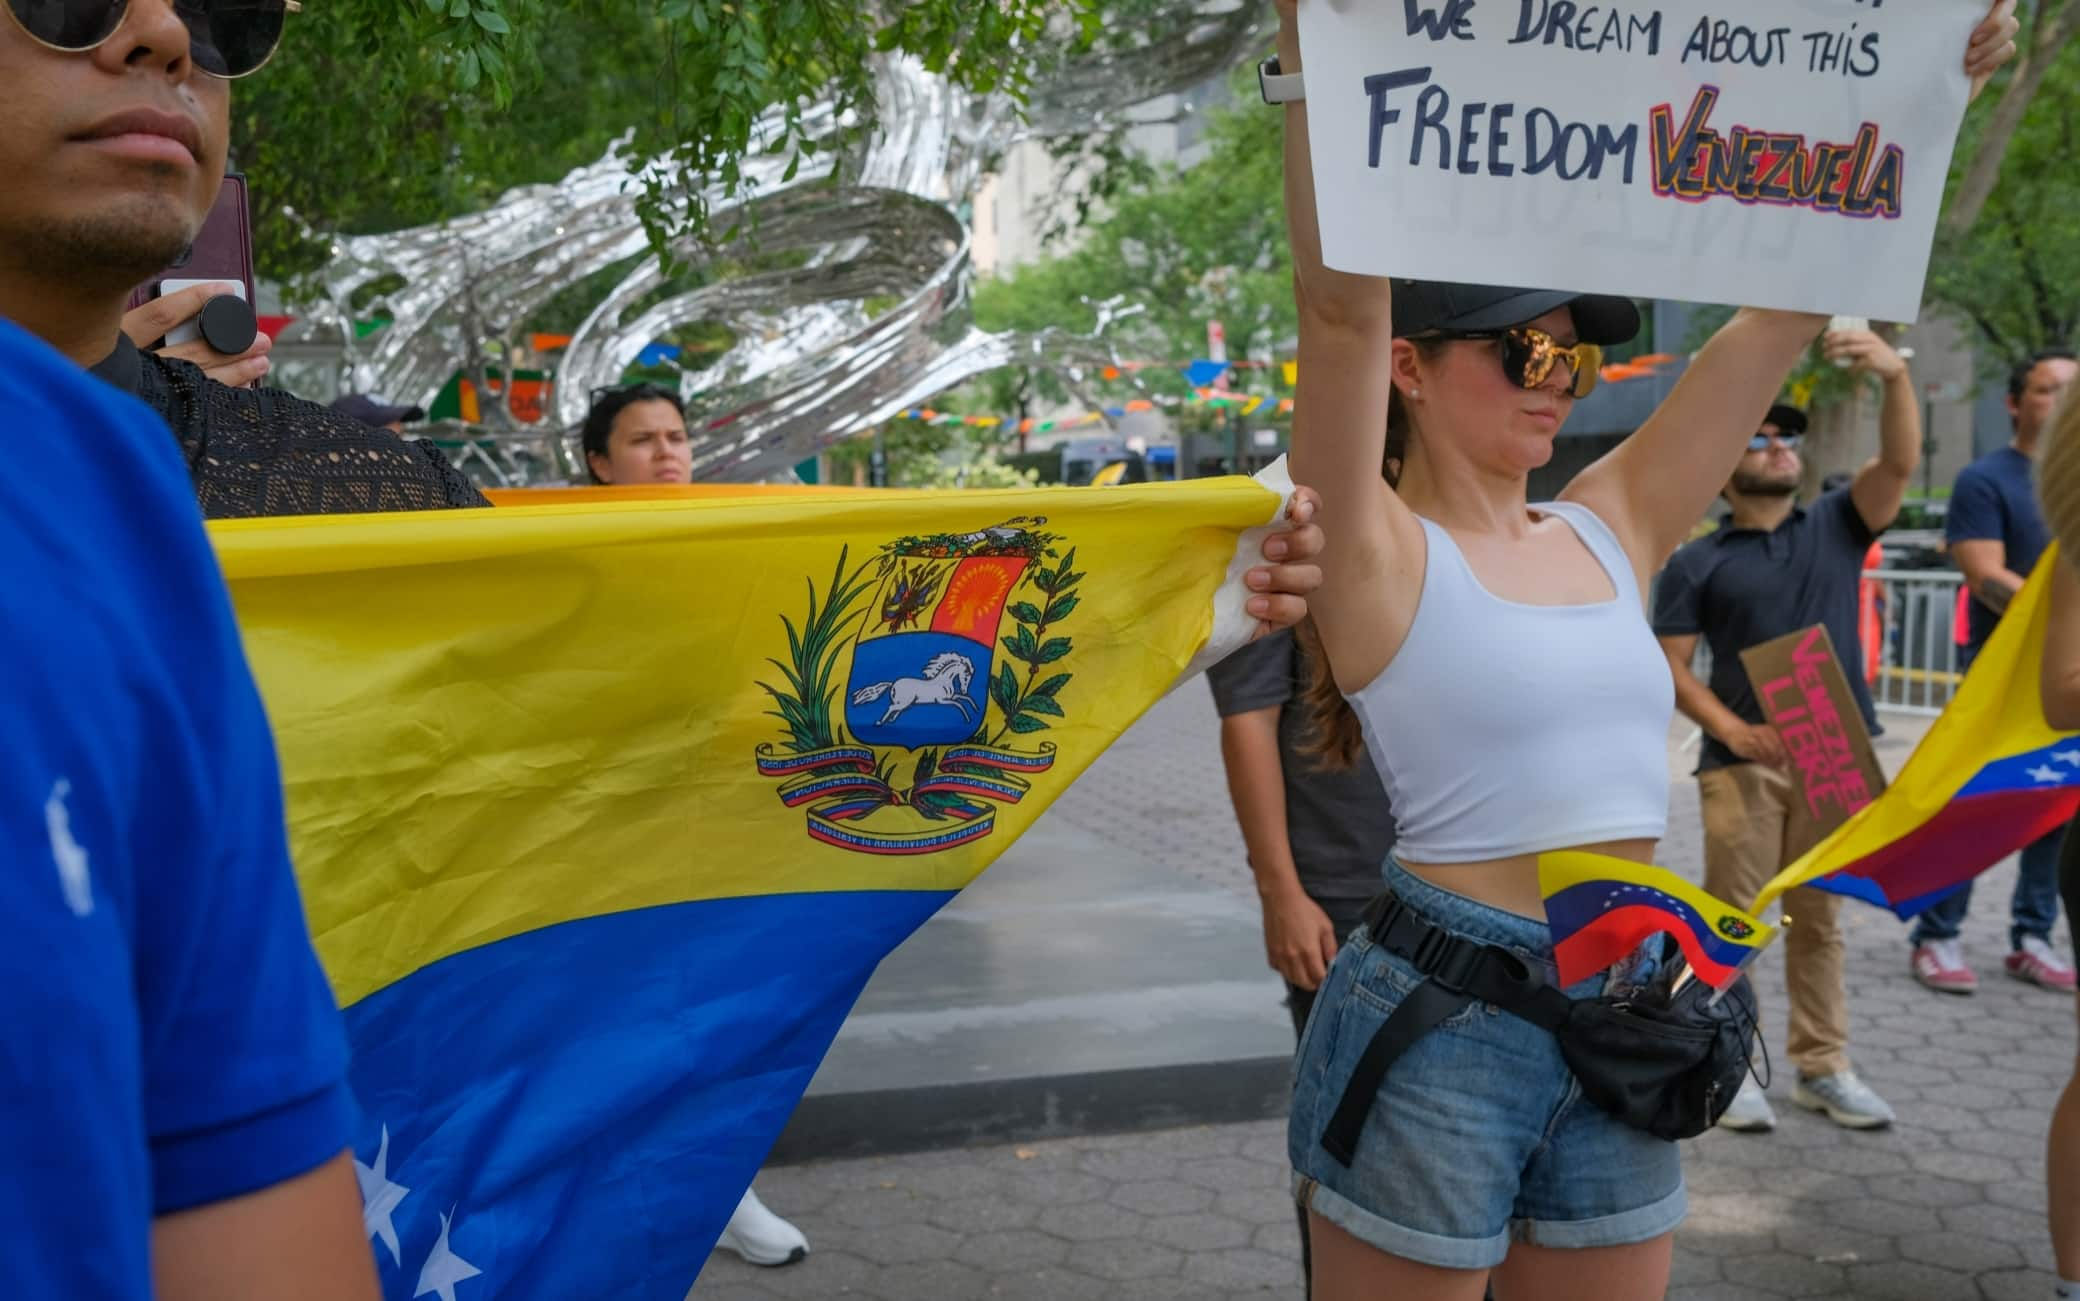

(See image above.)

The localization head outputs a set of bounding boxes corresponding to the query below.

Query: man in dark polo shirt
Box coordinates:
[1654,328,1920,1135]
[1209,625,1395,1281]
[1908,347,2079,995]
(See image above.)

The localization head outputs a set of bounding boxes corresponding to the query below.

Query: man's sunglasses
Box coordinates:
[7,0,299,78]
[1432,326,1605,400]
[1749,433,1805,452]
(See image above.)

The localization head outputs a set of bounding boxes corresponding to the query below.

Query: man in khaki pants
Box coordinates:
[1652,328,1921,1133]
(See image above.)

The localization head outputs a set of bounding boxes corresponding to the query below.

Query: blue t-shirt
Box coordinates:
[1948,446,2048,652]
[0,320,352,1299]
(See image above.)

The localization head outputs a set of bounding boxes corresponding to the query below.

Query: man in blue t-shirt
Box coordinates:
[1910,348,2079,995]
[0,319,375,1300]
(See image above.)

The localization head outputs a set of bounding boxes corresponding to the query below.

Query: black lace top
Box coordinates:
[89,337,491,521]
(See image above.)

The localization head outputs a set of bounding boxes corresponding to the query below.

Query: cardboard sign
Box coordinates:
[1740,624,1887,847]
[1294,0,1982,321]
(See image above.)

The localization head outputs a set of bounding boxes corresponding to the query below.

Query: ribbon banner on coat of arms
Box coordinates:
[756,516,1075,854]
[210,471,1288,1301]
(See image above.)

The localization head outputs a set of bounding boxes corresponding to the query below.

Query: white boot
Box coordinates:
[717,1187,808,1267]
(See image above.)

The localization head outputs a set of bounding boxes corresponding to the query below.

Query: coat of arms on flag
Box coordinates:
[754,518,1079,854]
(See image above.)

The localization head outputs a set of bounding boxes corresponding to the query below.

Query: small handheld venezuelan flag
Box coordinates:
[1538,851,1776,992]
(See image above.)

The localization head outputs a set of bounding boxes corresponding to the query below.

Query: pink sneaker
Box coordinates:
[2004,937,2078,991]
[1912,940,1978,994]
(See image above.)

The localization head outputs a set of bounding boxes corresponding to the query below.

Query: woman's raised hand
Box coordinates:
[1966,0,2020,102]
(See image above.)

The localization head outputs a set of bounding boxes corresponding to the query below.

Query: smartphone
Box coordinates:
[128,172,258,350]
[1827,314,1868,367]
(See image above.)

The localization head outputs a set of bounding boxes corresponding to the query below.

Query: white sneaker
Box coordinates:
[717,1188,809,1267]
[1911,938,1978,993]
[1716,1076,1777,1133]
[2005,936,2079,991]
[1793,1070,1896,1130]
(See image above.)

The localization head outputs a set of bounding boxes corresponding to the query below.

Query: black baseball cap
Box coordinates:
[1392,280,1641,347]
[331,394,426,427]
[1763,403,1809,436]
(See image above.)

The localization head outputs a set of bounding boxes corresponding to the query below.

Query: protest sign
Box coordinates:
[1740,624,1888,849]
[1294,0,1983,320]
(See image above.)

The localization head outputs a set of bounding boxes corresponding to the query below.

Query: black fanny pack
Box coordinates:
[1320,892,1762,1166]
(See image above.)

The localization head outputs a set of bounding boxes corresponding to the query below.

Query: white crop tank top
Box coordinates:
[1347,500,1673,863]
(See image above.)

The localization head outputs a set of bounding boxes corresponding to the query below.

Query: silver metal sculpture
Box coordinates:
[309,1,1268,484]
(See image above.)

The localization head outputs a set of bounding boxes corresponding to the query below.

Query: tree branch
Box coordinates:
[1942,0,2080,238]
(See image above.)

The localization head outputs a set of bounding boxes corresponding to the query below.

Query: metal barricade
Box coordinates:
[1866,568,1966,716]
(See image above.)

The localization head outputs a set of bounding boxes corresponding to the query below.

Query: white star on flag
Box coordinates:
[2029,764,2064,784]
[416,1210,481,1301]
[355,1126,411,1267]
[2055,749,2080,767]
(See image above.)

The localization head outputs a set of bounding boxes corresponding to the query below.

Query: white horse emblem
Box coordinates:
[851,652,979,726]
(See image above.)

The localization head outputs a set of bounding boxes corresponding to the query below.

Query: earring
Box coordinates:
[1409,388,1421,400]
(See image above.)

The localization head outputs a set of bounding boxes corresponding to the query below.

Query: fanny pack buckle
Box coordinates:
[1429,940,1486,993]
[1409,925,1453,976]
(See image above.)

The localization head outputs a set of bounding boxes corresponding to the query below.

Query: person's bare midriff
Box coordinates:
[1400,838,1661,921]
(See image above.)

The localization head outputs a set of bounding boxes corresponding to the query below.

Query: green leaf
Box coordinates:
[1030,673,1072,699]
[1021,694,1064,718]
[1034,637,1072,665]
[1044,593,1080,623]
[993,662,1020,712]
[458,46,482,89]
[1054,570,1083,593]
[472,7,511,33]
[1007,713,1051,734]
[1009,601,1045,626]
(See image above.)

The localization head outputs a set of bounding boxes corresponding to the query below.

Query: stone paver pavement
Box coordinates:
[693,691,2078,1300]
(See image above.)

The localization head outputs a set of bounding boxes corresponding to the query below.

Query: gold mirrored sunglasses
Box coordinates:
[1438,326,1605,400]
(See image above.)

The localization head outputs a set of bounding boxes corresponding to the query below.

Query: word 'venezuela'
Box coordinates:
[1356,8,1909,221]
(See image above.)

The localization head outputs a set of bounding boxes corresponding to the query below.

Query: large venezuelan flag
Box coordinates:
[1756,546,2080,916]
[210,475,1286,1300]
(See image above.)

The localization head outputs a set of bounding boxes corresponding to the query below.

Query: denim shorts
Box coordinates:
[1288,858,1686,1270]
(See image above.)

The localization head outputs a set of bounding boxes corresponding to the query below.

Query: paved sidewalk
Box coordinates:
[692,691,2077,1299]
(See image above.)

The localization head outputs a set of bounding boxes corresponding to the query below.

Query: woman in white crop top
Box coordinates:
[1269,4,2019,1299]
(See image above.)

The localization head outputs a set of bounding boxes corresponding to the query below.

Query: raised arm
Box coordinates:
[1567,308,1826,574]
[1565,1,2018,575]
[1275,3,1425,689]
[1825,329,1922,533]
